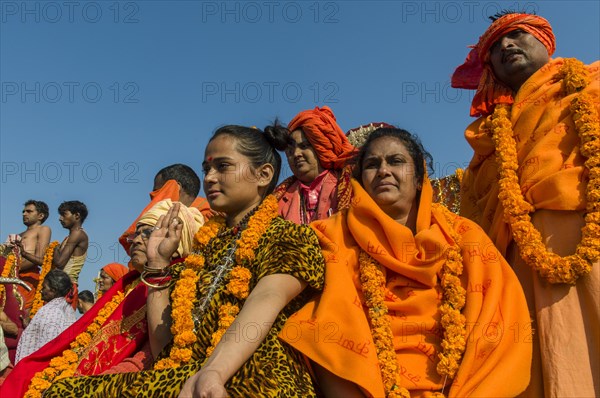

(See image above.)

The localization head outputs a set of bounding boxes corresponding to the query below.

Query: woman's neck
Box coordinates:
[225,199,263,228]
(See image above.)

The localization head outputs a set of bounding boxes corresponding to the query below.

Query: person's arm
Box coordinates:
[52,230,85,268]
[18,227,51,271]
[178,273,307,398]
[145,204,183,358]
[0,310,18,336]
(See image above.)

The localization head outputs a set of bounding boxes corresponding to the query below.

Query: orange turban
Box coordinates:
[288,106,357,170]
[102,263,128,283]
[452,13,555,116]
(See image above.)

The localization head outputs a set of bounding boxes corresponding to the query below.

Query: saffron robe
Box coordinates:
[282,179,532,397]
[460,58,600,397]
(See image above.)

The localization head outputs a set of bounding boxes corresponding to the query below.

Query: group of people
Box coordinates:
[0,11,598,397]
[0,198,133,381]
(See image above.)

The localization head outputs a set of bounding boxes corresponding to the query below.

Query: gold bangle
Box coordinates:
[140,272,173,290]
[143,265,171,276]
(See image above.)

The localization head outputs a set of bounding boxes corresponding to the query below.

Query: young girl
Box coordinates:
[43,125,325,397]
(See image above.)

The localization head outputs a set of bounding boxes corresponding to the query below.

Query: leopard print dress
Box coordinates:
[44,218,324,397]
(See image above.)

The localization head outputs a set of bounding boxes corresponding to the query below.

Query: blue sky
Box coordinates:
[1,0,599,293]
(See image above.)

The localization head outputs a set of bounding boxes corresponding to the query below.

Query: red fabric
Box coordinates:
[66,283,78,311]
[288,106,357,170]
[102,263,128,283]
[0,271,147,397]
[451,13,555,117]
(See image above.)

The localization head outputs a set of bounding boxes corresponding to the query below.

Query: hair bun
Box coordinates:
[263,119,290,151]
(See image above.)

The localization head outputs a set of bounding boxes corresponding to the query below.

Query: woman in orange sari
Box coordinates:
[282,127,532,397]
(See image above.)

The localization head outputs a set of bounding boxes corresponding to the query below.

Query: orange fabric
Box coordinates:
[451,13,555,117]
[102,263,128,283]
[16,270,38,310]
[509,210,599,397]
[118,180,212,257]
[288,106,357,170]
[281,179,532,397]
[460,59,600,256]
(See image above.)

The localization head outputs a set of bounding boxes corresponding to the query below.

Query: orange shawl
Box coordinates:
[281,179,531,397]
[460,58,600,255]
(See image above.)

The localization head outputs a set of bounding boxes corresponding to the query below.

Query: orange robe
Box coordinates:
[282,179,531,397]
[17,268,38,311]
[460,58,600,397]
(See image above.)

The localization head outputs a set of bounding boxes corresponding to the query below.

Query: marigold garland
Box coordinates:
[435,204,467,381]
[25,289,126,398]
[359,205,466,397]
[29,241,59,318]
[491,59,599,284]
[0,253,17,304]
[154,195,279,369]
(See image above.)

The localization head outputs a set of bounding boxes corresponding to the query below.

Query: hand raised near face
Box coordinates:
[146,203,184,270]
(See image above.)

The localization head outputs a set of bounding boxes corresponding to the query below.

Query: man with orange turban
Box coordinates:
[452,12,599,397]
[272,106,357,224]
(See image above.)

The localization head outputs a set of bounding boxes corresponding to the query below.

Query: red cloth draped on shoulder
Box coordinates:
[118,179,211,258]
[281,179,532,397]
[0,271,147,397]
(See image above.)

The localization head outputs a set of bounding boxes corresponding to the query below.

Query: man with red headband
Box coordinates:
[271,106,357,224]
[452,12,599,397]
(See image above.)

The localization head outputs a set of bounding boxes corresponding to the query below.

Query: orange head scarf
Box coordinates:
[102,262,128,282]
[288,106,357,170]
[451,13,555,117]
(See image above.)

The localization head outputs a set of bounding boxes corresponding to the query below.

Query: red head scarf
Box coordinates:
[102,262,128,282]
[288,106,357,170]
[451,13,555,117]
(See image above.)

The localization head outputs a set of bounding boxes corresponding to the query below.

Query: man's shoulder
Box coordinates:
[21,225,51,236]
[69,228,89,243]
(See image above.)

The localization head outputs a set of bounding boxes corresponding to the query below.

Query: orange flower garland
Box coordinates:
[29,241,59,318]
[435,204,467,381]
[359,250,409,398]
[154,195,279,369]
[359,205,466,397]
[0,253,18,304]
[25,289,127,398]
[491,59,599,284]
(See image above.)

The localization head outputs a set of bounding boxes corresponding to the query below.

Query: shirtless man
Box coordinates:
[53,201,89,286]
[13,200,52,314]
